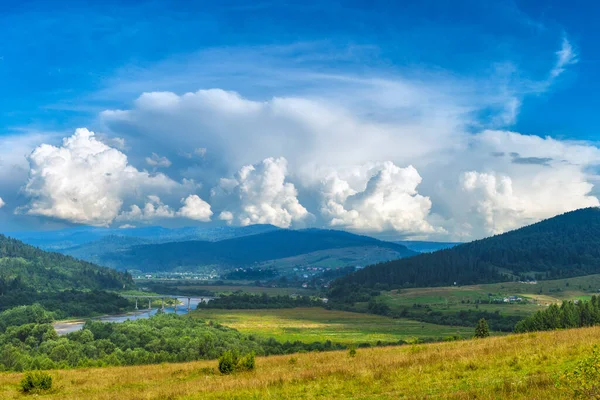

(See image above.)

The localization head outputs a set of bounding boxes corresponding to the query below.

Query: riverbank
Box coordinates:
[53,296,212,334]
[53,309,151,335]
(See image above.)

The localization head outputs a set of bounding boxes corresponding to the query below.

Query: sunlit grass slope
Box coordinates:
[1,326,598,399]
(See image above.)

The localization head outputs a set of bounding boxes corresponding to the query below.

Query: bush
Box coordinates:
[238,352,256,371]
[218,350,238,374]
[218,350,256,374]
[20,371,53,393]
[558,346,600,398]
[348,346,357,358]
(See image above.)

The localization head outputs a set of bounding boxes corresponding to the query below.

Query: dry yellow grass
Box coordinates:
[1,326,599,399]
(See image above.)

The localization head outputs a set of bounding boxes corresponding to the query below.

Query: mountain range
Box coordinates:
[5,225,420,273]
[88,229,417,272]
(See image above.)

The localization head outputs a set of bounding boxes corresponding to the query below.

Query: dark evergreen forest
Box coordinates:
[331,208,600,296]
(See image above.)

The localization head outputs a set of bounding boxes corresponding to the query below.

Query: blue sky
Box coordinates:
[0,0,599,239]
[1,0,591,136]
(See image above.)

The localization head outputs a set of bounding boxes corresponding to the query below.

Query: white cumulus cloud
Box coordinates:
[461,168,599,235]
[22,128,180,226]
[0,197,5,209]
[177,194,212,222]
[117,195,175,221]
[321,162,440,235]
[213,157,309,228]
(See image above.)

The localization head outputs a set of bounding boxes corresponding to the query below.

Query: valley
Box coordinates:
[3,209,600,398]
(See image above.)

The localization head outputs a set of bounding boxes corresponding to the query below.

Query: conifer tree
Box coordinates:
[474,318,490,338]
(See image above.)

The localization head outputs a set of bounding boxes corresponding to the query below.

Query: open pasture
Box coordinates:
[194,307,473,344]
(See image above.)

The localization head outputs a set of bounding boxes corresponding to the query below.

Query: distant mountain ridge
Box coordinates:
[332,207,600,291]
[97,229,418,272]
[6,224,280,250]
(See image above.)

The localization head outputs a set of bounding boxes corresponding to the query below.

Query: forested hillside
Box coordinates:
[99,229,417,272]
[0,235,133,315]
[331,208,600,294]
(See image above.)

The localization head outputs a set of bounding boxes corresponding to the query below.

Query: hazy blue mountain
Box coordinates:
[60,235,153,265]
[6,224,280,250]
[98,229,417,272]
[397,241,462,253]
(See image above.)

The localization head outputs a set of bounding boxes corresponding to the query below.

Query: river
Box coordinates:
[53,296,214,335]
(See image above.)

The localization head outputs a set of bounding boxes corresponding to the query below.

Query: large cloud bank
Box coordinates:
[4,65,599,238]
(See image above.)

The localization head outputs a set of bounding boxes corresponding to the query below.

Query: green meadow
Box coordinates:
[194,307,473,344]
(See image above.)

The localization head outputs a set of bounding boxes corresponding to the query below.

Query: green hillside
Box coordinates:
[332,208,600,294]
[0,235,133,316]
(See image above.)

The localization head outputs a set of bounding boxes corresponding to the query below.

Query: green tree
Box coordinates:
[474,318,490,338]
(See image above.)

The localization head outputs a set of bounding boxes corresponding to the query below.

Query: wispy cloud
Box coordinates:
[550,37,578,79]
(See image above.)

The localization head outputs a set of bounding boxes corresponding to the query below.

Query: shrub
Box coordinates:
[238,352,256,371]
[348,346,357,358]
[558,345,600,398]
[218,350,238,374]
[20,371,53,393]
[218,350,256,374]
[474,318,490,338]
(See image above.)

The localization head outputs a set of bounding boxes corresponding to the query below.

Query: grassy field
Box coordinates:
[377,274,600,318]
[194,308,473,344]
[1,326,598,399]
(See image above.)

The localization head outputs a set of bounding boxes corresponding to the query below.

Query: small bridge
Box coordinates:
[121,295,212,312]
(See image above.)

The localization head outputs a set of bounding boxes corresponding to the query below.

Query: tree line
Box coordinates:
[514,296,600,333]
[0,305,348,372]
[197,293,323,309]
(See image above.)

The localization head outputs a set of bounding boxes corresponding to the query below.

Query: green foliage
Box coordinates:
[348,346,357,357]
[474,318,490,338]
[558,345,600,398]
[0,234,133,295]
[515,296,600,333]
[331,207,600,292]
[218,350,256,374]
[218,350,238,374]
[0,234,133,318]
[0,309,344,372]
[238,351,256,371]
[0,290,131,318]
[0,304,55,333]
[331,299,521,332]
[20,371,53,393]
[198,292,322,310]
